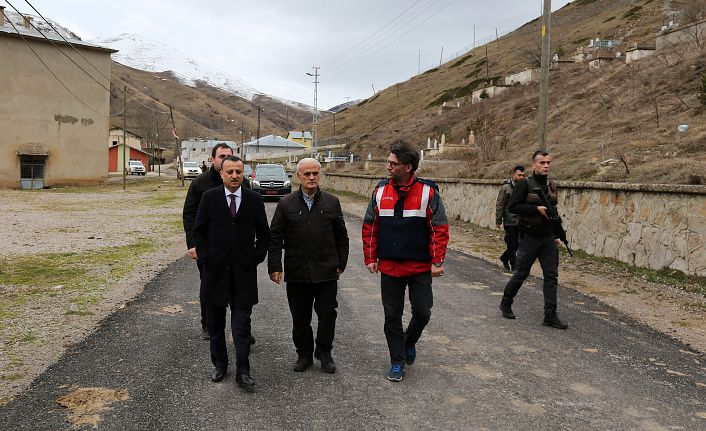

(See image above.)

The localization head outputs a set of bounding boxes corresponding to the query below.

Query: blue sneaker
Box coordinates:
[387,363,405,382]
[405,345,416,365]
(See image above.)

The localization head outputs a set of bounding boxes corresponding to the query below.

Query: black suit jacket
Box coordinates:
[193,185,270,307]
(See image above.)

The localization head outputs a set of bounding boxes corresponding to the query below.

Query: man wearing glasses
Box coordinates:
[362,141,449,382]
[268,158,349,374]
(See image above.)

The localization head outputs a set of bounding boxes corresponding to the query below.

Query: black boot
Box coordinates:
[542,312,568,329]
[314,349,336,374]
[499,299,515,319]
[292,354,313,372]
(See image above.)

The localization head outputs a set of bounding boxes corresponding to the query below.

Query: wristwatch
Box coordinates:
[433,262,444,267]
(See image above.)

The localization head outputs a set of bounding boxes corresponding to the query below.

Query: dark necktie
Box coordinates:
[229,193,237,219]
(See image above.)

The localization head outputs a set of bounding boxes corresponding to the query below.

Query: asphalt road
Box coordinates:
[2,203,705,430]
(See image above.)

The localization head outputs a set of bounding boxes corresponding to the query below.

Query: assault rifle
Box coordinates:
[533,188,573,257]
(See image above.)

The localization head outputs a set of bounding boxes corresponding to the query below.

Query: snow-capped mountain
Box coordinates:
[92,33,261,102]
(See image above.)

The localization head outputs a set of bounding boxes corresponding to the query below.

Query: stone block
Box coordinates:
[639,202,650,221]
[688,232,703,252]
[670,257,689,272]
[603,236,619,259]
[688,247,706,273]
[687,216,706,235]
[648,243,668,270]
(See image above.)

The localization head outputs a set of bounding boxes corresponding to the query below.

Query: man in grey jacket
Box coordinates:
[495,165,525,272]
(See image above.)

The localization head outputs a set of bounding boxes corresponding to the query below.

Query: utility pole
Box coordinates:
[333,112,336,136]
[122,85,127,191]
[473,24,476,48]
[306,66,319,157]
[439,46,444,66]
[256,106,261,156]
[240,121,245,161]
[538,0,552,150]
[169,105,183,187]
[418,50,421,74]
[485,45,489,80]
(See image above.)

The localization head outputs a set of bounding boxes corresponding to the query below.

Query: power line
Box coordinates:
[0,8,101,113]
[321,0,459,91]
[324,0,445,73]
[321,0,426,67]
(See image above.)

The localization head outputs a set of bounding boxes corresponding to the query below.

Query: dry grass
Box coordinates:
[318,0,706,185]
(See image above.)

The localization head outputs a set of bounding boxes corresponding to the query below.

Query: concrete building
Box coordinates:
[0,9,116,189]
[286,131,313,148]
[242,135,306,161]
[505,69,540,86]
[108,144,149,173]
[180,138,239,166]
[625,46,655,65]
[471,86,509,104]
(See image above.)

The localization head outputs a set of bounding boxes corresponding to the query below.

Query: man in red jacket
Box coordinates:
[362,141,449,382]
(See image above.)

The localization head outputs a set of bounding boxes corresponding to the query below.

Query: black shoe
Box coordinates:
[499,302,516,319]
[292,354,313,372]
[543,313,568,329]
[248,335,256,346]
[200,325,210,340]
[235,373,256,387]
[500,255,511,271]
[314,349,336,374]
[211,367,227,382]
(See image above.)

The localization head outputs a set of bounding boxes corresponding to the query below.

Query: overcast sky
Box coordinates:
[24,0,572,109]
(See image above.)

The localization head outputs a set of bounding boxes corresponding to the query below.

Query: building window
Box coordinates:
[112,141,118,146]
[19,156,46,190]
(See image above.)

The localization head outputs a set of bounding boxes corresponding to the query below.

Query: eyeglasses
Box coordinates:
[387,160,402,168]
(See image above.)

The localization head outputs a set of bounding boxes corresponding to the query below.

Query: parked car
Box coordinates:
[127,160,146,175]
[178,161,201,180]
[251,164,291,199]
[243,164,253,179]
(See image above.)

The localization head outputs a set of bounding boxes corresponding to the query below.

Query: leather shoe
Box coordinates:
[211,367,226,382]
[543,313,568,329]
[200,325,210,340]
[499,302,515,319]
[235,373,256,387]
[248,335,256,346]
[314,349,336,374]
[292,354,313,372]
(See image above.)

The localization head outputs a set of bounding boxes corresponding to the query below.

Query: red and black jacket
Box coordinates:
[362,175,449,277]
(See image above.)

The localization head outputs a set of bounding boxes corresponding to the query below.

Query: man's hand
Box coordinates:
[537,206,549,219]
[496,224,502,230]
[187,247,197,259]
[431,263,444,277]
[366,262,379,273]
[336,268,342,274]
[269,272,282,284]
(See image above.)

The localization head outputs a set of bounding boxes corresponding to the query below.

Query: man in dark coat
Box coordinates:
[183,143,251,340]
[193,156,270,387]
[268,158,349,374]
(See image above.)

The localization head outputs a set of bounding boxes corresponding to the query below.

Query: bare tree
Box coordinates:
[681,0,706,46]
[465,108,507,161]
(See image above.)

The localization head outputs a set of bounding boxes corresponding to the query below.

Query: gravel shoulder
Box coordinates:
[0,176,187,404]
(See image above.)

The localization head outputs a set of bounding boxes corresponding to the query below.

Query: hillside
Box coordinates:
[318,0,706,185]
[108,62,312,159]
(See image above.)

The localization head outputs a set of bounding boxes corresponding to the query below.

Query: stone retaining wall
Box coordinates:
[322,173,706,277]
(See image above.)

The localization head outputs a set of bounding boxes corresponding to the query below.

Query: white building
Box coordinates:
[180,139,239,165]
[242,135,307,161]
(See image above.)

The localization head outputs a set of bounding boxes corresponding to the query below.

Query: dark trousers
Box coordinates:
[197,260,207,328]
[502,234,559,313]
[381,272,433,365]
[206,303,253,375]
[286,280,338,356]
[501,225,520,269]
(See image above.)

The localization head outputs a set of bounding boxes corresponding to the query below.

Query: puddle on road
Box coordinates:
[56,387,129,428]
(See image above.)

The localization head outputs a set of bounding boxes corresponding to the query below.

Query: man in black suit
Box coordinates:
[183,143,252,340]
[193,156,270,387]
